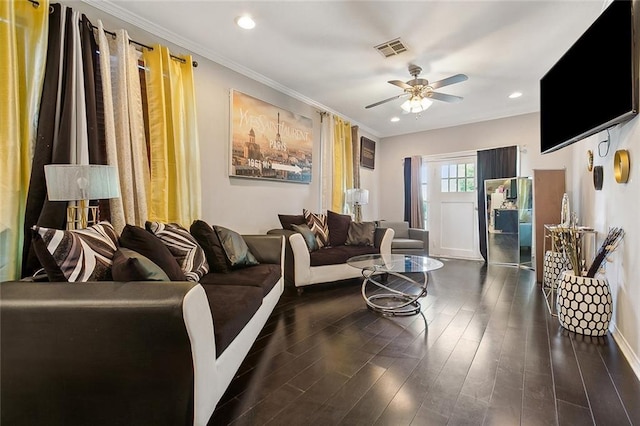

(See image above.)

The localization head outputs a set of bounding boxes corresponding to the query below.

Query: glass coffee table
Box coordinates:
[347,254,444,316]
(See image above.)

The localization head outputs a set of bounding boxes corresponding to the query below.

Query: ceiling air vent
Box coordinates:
[374,38,408,58]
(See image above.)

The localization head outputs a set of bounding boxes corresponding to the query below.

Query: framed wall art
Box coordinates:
[360,136,375,169]
[230,90,313,183]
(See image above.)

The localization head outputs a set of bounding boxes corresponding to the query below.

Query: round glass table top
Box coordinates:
[347,254,444,274]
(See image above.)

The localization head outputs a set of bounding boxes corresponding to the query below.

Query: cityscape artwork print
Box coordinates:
[230,90,313,183]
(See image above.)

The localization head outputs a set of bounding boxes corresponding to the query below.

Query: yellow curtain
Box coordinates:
[144,45,201,226]
[331,116,353,213]
[0,0,49,281]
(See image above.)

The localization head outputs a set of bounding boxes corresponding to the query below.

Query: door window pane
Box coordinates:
[466,178,476,191]
[438,161,477,193]
[466,163,475,177]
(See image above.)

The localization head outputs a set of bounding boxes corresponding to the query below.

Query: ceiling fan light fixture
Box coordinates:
[401,96,433,113]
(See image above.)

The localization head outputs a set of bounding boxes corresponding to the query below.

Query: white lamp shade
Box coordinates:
[345,188,369,205]
[401,96,433,113]
[44,164,121,201]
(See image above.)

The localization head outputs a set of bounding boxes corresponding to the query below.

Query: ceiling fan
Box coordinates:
[365,64,468,113]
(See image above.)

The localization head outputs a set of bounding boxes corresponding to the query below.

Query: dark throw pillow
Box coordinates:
[119,224,186,281]
[327,210,352,246]
[291,223,319,252]
[278,214,306,231]
[112,248,171,282]
[303,209,329,248]
[213,225,260,268]
[146,221,209,282]
[31,221,119,282]
[346,222,376,246]
[190,220,230,273]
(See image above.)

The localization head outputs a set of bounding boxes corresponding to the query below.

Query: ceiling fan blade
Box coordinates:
[428,74,468,90]
[365,93,408,109]
[427,92,464,103]
[388,80,412,90]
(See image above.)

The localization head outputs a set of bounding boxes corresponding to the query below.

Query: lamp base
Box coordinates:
[66,200,99,230]
[353,204,362,223]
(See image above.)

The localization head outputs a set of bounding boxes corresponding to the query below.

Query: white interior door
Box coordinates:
[426,156,482,260]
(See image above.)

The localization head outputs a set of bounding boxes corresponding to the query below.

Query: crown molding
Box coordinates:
[80,0,380,138]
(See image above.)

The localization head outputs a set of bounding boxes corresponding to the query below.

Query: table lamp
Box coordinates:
[345,188,369,223]
[44,164,121,230]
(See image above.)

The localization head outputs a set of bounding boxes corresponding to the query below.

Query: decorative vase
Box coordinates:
[560,193,570,226]
[543,250,570,291]
[556,271,612,336]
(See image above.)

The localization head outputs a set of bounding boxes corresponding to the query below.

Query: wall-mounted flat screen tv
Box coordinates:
[540,0,639,154]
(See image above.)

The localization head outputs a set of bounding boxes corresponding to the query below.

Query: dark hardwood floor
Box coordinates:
[209,259,640,425]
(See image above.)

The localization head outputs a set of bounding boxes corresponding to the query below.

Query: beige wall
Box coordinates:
[376,113,573,221]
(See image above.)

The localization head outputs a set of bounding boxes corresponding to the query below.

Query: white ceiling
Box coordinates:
[86,0,606,138]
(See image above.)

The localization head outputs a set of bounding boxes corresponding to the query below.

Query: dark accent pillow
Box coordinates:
[346,222,376,246]
[31,222,119,282]
[213,225,260,268]
[119,224,186,281]
[278,214,306,231]
[145,221,209,282]
[112,248,170,281]
[327,210,352,246]
[190,220,230,273]
[291,223,319,252]
[303,209,329,248]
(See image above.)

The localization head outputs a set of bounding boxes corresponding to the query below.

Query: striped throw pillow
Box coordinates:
[146,221,209,282]
[303,209,329,248]
[31,221,119,282]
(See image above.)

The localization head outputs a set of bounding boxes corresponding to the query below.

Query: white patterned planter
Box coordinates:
[556,271,612,336]
[543,250,570,290]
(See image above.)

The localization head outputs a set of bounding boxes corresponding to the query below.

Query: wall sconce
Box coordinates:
[44,164,121,229]
[345,188,369,223]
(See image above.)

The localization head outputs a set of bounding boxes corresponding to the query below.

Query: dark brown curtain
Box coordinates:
[22,5,71,276]
[477,146,518,262]
[21,8,104,277]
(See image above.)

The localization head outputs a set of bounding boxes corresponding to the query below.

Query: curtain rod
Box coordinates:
[26,0,198,68]
[90,24,198,68]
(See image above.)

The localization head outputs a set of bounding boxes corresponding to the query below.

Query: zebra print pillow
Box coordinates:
[31,222,119,282]
[145,221,209,282]
[303,209,329,248]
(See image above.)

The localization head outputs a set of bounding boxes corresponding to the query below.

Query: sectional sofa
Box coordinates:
[0,222,284,426]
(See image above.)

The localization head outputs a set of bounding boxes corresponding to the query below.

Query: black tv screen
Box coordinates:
[541,0,639,154]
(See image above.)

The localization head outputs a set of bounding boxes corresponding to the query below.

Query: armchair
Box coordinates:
[378,221,429,256]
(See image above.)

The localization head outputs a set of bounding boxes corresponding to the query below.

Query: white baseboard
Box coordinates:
[611,322,640,381]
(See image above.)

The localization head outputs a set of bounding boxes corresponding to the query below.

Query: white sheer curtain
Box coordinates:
[109,29,150,227]
[95,20,125,233]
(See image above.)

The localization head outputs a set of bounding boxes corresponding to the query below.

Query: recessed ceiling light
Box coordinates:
[390,117,400,122]
[509,91,523,99]
[236,15,256,30]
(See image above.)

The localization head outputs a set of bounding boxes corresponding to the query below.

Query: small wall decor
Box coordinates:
[587,150,594,171]
[230,90,313,183]
[593,165,603,190]
[614,149,630,183]
[360,137,375,169]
